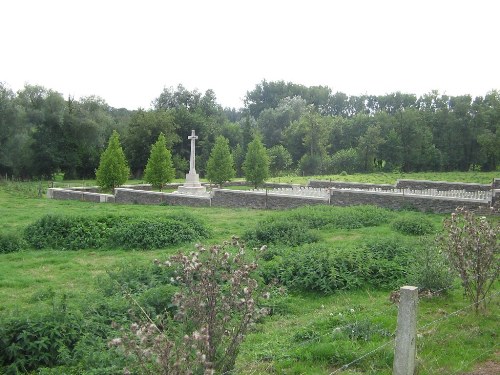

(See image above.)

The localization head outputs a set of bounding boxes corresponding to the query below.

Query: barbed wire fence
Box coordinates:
[324,287,499,375]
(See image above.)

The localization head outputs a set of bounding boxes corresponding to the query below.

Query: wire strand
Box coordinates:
[418,290,500,332]
[328,338,395,375]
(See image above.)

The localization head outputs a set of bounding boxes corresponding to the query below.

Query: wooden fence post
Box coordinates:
[393,286,418,375]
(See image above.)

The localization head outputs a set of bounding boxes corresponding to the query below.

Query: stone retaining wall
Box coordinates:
[114,188,210,207]
[210,189,327,209]
[211,189,266,209]
[47,188,114,203]
[329,189,489,213]
[47,182,498,214]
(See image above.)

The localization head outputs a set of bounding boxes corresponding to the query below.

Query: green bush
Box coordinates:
[407,244,454,292]
[243,219,319,247]
[263,244,370,293]
[0,233,25,253]
[391,215,435,236]
[98,261,176,296]
[108,218,200,250]
[262,237,422,293]
[363,237,415,289]
[24,215,120,250]
[138,284,178,316]
[286,205,394,230]
[0,312,84,373]
[23,214,209,251]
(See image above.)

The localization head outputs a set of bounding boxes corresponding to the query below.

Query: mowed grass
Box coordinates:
[0,175,498,374]
[269,170,499,185]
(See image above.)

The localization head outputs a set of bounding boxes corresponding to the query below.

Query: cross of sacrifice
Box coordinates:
[188,129,198,173]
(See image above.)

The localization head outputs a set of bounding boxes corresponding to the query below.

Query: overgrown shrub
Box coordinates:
[108,218,200,250]
[111,238,269,374]
[440,208,499,312]
[0,232,25,253]
[391,215,435,235]
[23,214,210,251]
[285,205,393,230]
[243,219,319,247]
[407,243,454,293]
[98,261,176,297]
[24,215,120,250]
[363,237,415,289]
[260,236,422,293]
[263,244,370,293]
[0,312,84,373]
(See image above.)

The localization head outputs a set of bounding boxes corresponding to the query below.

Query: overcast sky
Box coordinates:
[1,0,499,110]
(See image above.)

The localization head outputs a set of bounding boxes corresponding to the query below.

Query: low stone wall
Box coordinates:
[395,179,491,192]
[47,188,114,203]
[309,180,394,190]
[211,189,266,209]
[47,182,498,214]
[329,189,490,213]
[211,188,327,209]
[163,194,211,207]
[492,189,500,209]
[492,179,500,189]
[114,188,210,207]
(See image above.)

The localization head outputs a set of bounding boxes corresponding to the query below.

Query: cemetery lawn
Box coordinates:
[0,178,498,374]
[269,170,499,185]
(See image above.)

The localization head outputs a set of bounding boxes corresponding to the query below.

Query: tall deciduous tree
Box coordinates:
[206,136,235,186]
[144,133,175,191]
[96,130,130,191]
[243,136,269,188]
[268,144,292,177]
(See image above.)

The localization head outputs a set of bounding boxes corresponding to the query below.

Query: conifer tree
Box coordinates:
[206,136,235,186]
[144,132,175,190]
[95,130,130,191]
[243,135,269,188]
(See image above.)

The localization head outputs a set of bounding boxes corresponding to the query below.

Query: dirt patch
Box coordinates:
[459,355,500,375]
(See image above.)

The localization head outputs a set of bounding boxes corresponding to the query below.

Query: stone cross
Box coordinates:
[188,129,198,173]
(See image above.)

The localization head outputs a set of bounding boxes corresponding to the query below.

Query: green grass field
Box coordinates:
[0,174,498,374]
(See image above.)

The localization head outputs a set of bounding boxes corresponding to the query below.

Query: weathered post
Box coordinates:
[393,286,418,375]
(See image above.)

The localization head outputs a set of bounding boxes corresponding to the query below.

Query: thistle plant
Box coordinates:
[110,237,269,374]
[440,207,499,312]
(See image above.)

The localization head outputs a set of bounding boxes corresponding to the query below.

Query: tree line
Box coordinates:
[1,80,499,181]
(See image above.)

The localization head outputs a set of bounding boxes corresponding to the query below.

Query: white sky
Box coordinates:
[1,0,499,110]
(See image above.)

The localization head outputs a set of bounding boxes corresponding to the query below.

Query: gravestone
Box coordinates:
[177,130,208,195]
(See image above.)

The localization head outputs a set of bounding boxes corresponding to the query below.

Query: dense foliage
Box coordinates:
[3,81,497,181]
[206,135,235,186]
[391,214,436,235]
[143,132,175,190]
[0,233,25,253]
[259,236,423,293]
[95,131,130,191]
[24,213,210,251]
[243,136,270,188]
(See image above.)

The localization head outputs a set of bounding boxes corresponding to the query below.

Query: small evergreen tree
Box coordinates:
[206,136,235,187]
[243,135,269,188]
[144,132,175,190]
[95,130,130,192]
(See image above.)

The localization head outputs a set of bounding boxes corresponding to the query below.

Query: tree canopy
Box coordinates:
[1,81,499,181]
[144,133,175,190]
[243,136,270,188]
[95,130,130,191]
[206,136,235,186]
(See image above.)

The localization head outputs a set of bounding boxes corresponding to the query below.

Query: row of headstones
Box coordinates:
[251,187,330,197]
[335,187,491,200]
[249,186,492,201]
